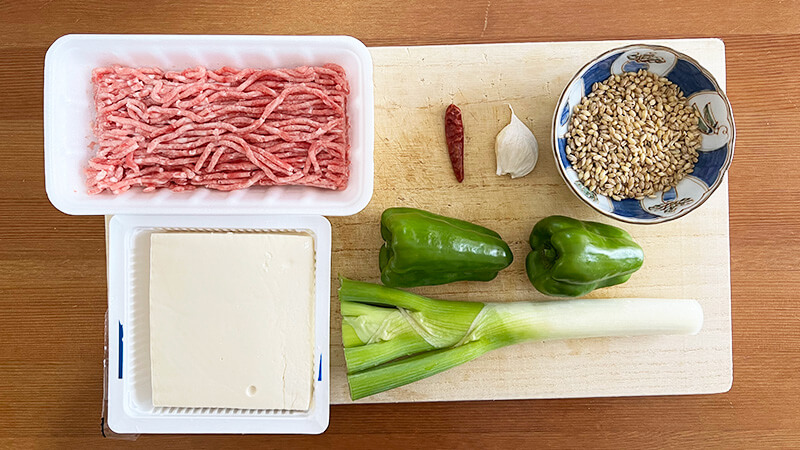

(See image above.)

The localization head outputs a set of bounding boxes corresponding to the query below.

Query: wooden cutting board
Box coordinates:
[328,38,732,404]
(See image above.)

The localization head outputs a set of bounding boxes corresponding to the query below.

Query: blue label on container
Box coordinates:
[118,322,123,379]
[318,354,323,382]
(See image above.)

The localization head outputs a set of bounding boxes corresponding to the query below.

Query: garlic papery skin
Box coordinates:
[495,105,538,179]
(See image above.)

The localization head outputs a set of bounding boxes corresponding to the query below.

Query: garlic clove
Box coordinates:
[495,105,538,179]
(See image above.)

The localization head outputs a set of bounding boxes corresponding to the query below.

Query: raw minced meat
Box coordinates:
[87,64,350,194]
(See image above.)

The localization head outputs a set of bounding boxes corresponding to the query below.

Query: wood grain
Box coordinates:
[2,0,800,448]
[329,39,731,404]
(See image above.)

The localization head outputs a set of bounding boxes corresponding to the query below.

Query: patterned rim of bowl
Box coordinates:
[550,44,736,224]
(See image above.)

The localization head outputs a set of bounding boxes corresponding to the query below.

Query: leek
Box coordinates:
[339,278,703,400]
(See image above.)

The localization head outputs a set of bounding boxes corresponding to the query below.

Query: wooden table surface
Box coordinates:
[1,1,799,448]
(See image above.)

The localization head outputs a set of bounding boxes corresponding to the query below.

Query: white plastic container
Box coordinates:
[44,34,374,216]
[106,214,331,434]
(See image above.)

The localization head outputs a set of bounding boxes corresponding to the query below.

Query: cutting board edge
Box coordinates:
[333,378,734,405]
[368,37,727,62]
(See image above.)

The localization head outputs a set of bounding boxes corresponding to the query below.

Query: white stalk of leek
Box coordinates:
[340,278,703,400]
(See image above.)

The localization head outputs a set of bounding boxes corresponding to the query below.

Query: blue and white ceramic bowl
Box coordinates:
[552,44,735,224]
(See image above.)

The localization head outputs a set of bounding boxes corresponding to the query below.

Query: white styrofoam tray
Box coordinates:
[106,215,331,434]
[44,34,374,216]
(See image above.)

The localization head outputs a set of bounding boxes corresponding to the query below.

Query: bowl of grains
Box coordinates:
[552,44,734,224]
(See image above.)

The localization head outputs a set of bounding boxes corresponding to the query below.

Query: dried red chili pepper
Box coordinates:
[444,104,464,183]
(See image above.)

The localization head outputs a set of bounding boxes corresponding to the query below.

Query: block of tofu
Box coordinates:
[148,232,315,411]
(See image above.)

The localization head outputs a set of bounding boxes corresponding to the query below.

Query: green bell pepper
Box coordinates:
[525,216,644,297]
[379,207,513,287]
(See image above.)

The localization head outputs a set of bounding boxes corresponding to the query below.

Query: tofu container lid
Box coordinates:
[106,214,332,434]
[44,34,374,216]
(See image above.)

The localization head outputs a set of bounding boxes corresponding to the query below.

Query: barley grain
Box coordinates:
[566,70,702,199]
